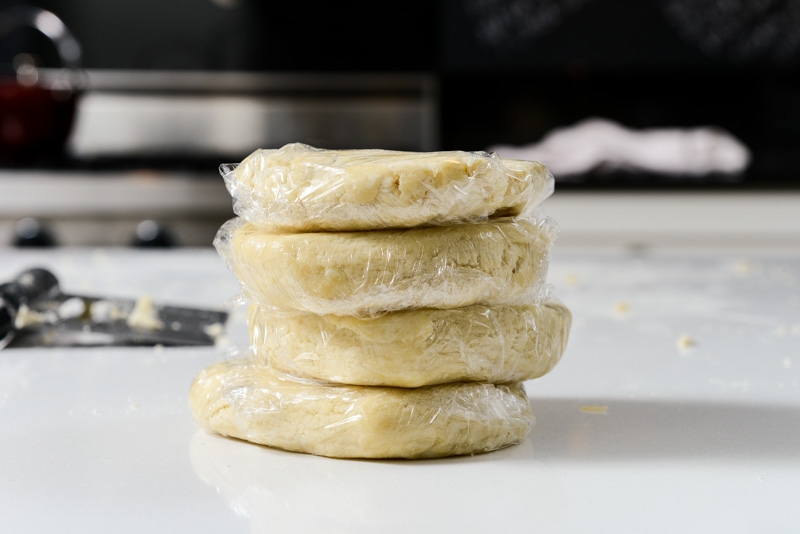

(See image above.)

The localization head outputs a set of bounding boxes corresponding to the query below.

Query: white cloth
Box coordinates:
[488,117,751,178]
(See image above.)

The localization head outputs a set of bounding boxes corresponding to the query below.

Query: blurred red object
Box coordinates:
[0,6,82,165]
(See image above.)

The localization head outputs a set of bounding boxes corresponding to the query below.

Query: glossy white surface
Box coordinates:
[1,246,798,533]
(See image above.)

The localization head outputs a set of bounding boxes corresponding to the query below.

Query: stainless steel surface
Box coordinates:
[70,70,438,93]
[65,69,439,157]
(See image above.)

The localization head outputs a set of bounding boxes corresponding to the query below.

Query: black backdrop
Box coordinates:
[4,0,799,188]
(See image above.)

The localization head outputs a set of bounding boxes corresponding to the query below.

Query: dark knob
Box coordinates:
[131,220,177,248]
[13,217,56,247]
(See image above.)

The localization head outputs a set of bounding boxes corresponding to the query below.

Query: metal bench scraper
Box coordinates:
[0,267,229,348]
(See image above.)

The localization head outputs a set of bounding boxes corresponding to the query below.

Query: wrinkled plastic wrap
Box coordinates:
[189,356,534,459]
[221,143,554,232]
[196,144,569,460]
[214,215,558,317]
[249,299,572,388]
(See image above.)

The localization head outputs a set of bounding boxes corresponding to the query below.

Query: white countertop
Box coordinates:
[1,245,798,533]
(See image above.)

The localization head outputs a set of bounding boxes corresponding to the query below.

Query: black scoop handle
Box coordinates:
[0,267,61,349]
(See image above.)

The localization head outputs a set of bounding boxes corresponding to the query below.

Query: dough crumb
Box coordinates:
[676,334,695,354]
[57,297,86,320]
[214,335,234,348]
[564,273,580,287]
[783,357,793,370]
[13,304,51,329]
[203,322,225,339]
[580,405,608,414]
[127,294,164,330]
[613,301,630,315]
[203,322,231,347]
[773,324,788,337]
[734,259,754,275]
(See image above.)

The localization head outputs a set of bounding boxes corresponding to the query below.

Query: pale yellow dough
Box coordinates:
[189,358,533,459]
[216,216,557,316]
[223,143,554,231]
[249,299,572,387]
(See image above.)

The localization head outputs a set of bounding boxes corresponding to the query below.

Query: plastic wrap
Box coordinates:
[221,143,555,232]
[189,356,534,459]
[214,215,558,317]
[248,299,572,388]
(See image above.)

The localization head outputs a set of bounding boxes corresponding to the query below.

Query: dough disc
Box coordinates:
[223,143,554,231]
[189,358,534,459]
[250,300,572,387]
[216,216,557,316]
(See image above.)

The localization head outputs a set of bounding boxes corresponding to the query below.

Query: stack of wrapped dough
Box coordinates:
[190,142,572,459]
